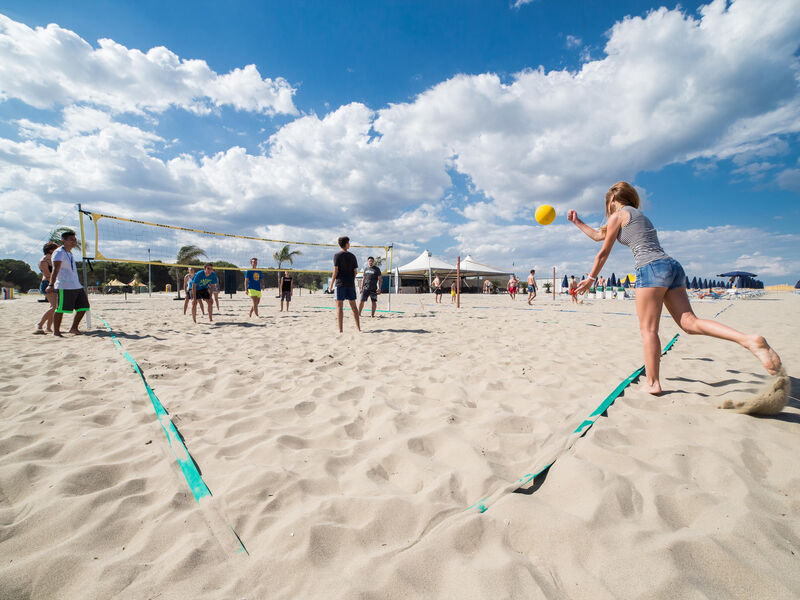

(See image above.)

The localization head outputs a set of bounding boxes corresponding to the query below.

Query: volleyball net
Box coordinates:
[77,206,393,274]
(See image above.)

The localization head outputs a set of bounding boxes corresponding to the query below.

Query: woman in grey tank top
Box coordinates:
[567,181,782,397]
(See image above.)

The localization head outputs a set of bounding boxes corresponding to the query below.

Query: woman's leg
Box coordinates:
[635,286,668,394]
[663,287,782,374]
[38,291,57,331]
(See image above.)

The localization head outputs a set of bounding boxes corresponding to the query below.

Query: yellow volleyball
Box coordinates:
[535,205,556,225]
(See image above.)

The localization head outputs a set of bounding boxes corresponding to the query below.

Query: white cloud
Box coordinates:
[0,14,297,115]
[374,0,800,220]
[565,35,582,48]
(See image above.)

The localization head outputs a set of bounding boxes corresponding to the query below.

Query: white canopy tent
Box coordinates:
[459,255,512,278]
[394,251,513,293]
[395,250,457,293]
[396,250,457,275]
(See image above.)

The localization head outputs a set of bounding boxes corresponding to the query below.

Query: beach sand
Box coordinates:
[1,290,799,599]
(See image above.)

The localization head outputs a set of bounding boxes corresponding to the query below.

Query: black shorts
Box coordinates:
[434,288,442,295]
[281,290,292,301]
[360,289,377,302]
[56,288,90,314]
[195,288,211,300]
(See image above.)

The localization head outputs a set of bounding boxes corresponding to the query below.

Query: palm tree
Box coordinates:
[273,245,302,270]
[48,226,81,249]
[171,245,206,298]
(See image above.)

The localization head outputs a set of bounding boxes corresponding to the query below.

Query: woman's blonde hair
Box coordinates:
[599,181,640,237]
[605,181,640,217]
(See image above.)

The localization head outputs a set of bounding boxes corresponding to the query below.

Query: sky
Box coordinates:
[1,0,799,284]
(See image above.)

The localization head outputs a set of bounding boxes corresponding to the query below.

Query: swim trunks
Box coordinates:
[360,289,377,303]
[56,288,90,313]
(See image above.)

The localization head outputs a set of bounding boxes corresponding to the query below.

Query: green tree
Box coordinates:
[171,245,206,298]
[0,259,41,291]
[273,245,302,270]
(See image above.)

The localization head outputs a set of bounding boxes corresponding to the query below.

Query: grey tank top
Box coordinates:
[616,206,669,269]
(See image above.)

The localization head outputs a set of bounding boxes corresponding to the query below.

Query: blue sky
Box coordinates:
[1,0,799,283]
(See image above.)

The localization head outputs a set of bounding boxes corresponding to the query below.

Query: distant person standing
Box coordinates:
[433,275,443,304]
[526,270,537,305]
[507,275,518,300]
[483,279,492,294]
[329,236,360,332]
[35,241,59,334]
[358,256,382,317]
[191,263,217,323]
[279,270,293,311]
[450,280,457,304]
[48,230,90,336]
[183,267,205,316]
[568,275,578,303]
[245,258,263,317]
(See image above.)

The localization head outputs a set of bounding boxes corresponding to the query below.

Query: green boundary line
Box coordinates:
[99,317,248,556]
[466,333,680,514]
[100,318,211,501]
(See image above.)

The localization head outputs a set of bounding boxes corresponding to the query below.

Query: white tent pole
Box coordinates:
[428,251,432,291]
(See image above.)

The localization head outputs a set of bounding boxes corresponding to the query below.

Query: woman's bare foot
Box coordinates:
[68,329,82,335]
[640,380,662,395]
[745,335,782,375]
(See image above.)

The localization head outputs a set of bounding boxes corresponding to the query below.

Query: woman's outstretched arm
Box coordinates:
[567,210,605,242]
[576,212,623,294]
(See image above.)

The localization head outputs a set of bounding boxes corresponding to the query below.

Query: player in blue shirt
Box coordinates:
[245,257,264,317]
[191,263,218,323]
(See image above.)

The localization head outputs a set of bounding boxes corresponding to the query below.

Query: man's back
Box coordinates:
[334,251,357,287]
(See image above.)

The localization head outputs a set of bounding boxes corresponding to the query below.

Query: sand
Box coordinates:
[1,290,799,599]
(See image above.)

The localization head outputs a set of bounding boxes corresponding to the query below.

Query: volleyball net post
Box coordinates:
[456,256,461,308]
[78,204,93,329]
[387,243,394,312]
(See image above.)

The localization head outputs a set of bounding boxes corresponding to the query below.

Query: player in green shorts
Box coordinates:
[245,257,263,317]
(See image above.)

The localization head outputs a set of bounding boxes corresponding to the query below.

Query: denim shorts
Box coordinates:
[334,286,357,301]
[635,258,686,289]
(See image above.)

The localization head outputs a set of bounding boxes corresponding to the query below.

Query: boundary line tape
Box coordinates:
[466,333,680,514]
[99,317,248,556]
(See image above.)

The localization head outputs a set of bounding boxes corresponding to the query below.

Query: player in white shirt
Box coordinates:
[47,230,90,336]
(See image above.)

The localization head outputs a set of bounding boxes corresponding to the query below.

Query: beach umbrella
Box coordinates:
[717,271,757,278]
[623,276,630,288]
[690,276,698,288]
[561,274,568,289]
[795,279,800,289]
[610,273,617,287]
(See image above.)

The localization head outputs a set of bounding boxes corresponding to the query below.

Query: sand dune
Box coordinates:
[1,291,798,599]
